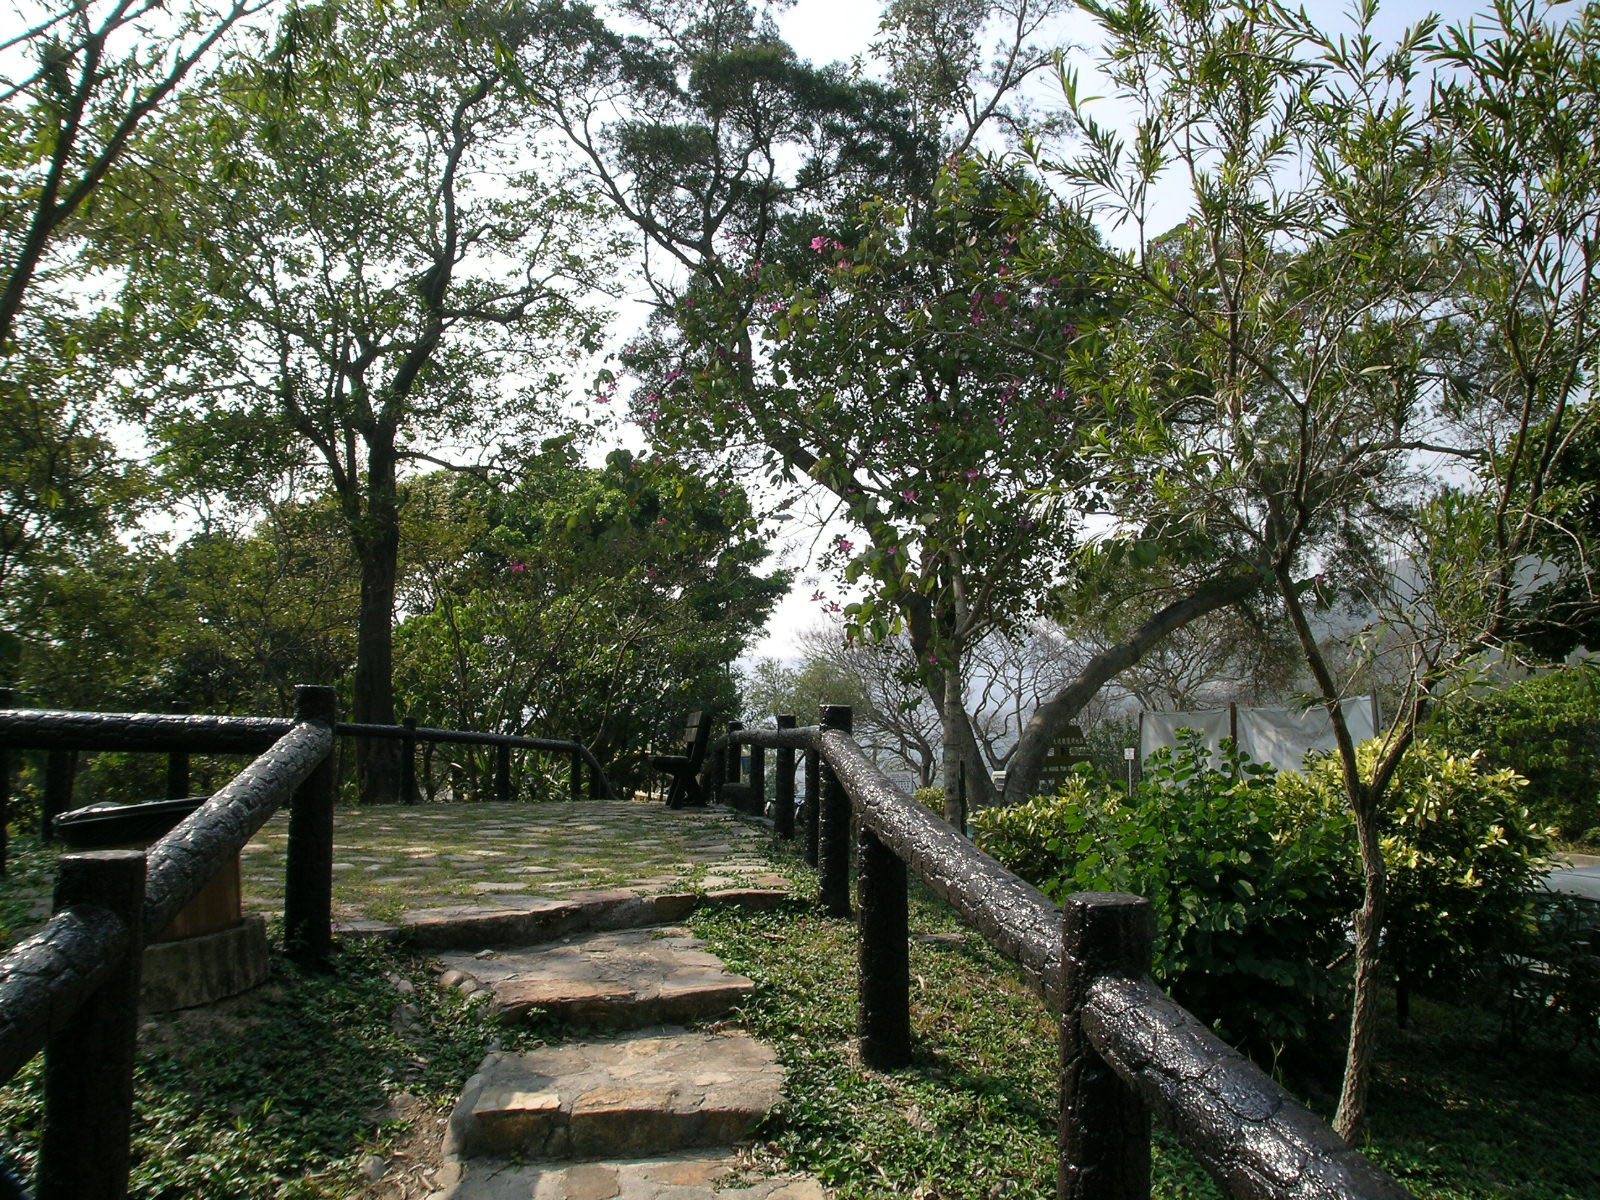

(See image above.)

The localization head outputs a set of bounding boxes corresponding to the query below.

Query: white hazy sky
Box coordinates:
[735,0,1502,667]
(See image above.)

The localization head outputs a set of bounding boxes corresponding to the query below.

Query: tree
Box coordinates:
[1,0,261,638]
[116,0,618,801]
[743,625,943,786]
[1038,0,1600,1141]
[581,1,1269,813]
[393,450,788,792]
[1,0,265,349]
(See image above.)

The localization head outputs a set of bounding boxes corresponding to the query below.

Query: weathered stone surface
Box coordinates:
[437,927,754,1029]
[378,890,788,952]
[432,1153,827,1200]
[445,1033,782,1160]
[140,914,270,1013]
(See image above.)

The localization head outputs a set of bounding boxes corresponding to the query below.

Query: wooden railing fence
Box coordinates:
[712,707,1415,1200]
[0,689,613,1199]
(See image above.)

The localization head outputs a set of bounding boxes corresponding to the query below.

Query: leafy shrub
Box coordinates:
[975,734,1356,1056]
[1431,666,1600,841]
[1279,739,1555,1007]
[911,786,946,814]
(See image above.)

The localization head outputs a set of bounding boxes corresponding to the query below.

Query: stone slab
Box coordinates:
[445,1032,783,1160]
[374,890,788,951]
[432,1153,826,1200]
[141,914,270,1013]
[437,927,755,1029]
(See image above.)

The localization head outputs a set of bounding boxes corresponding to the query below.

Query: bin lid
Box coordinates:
[53,797,210,849]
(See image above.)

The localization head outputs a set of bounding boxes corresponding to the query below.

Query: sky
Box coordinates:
[731,0,1504,668]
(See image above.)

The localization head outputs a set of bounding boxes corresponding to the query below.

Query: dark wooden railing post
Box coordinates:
[41,748,76,841]
[804,746,821,867]
[495,743,512,803]
[818,705,852,918]
[747,738,766,818]
[588,758,602,801]
[38,849,146,1200]
[400,717,419,805]
[0,686,12,874]
[725,722,743,794]
[857,821,911,1068]
[165,701,192,799]
[1060,893,1154,1200]
[569,750,582,802]
[774,715,796,839]
[285,685,337,969]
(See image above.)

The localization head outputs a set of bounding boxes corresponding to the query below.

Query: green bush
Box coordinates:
[975,733,1556,1056]
[1279,739,1556,1007]
[1431,666,1600,841]
[975,735,1356,1056]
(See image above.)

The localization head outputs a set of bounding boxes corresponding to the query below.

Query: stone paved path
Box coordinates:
[240,800,787,927]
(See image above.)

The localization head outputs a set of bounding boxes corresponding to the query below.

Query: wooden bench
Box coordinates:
[651,711,712,809]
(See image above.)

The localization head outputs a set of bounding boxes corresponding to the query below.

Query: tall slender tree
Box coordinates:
[116,0,618,800]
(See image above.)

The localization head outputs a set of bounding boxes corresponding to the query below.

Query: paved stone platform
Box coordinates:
[240,800,787,928]
[437,927,756,1028]
[446,1031,783,1160]
[434,1154,825,1200]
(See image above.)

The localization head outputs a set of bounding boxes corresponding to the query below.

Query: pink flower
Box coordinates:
[665,368,684,383]
[900,489,918,504]
[510,562,528,575]
[646,568,658,579]
[837,538,854,553]
[811,590,827,602]
[811,235,831,252]
[965,468,982,483]
[657,517,668,526]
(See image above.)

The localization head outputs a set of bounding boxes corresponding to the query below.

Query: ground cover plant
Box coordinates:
[0,933,532,1197]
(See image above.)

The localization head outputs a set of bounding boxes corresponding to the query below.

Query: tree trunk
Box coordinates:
[1002,572,1259,803]
[351,444,402,805]
[1334,795,1387,1143]
[940,665,963,821]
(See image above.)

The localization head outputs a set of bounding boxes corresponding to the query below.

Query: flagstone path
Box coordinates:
[241,799,789,927]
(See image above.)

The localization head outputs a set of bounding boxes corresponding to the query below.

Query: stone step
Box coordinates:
[341,887,787,951]
[445,1032,783,1161]
[432,1153,825,1200]
[436,927,755,1030]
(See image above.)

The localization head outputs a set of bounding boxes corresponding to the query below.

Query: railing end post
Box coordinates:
[41,849,147,1200]
[293,684,338,726]
[1059,892,1153,1200]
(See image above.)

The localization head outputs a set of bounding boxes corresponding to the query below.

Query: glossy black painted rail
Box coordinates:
[711,712,1413,1200]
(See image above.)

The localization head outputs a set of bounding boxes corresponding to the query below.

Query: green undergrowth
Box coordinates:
[693,843,1600,1200]
[0,934,548,1198]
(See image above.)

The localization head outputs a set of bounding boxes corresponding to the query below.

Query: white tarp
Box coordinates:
[1139,697,1378,774]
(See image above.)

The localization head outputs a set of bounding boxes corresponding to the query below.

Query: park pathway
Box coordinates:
[239,799,826,1200]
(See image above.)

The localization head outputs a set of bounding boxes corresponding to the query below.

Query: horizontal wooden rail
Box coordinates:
[144,715,332,938]
[0,906,128,1084]
[0,709,291,753]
